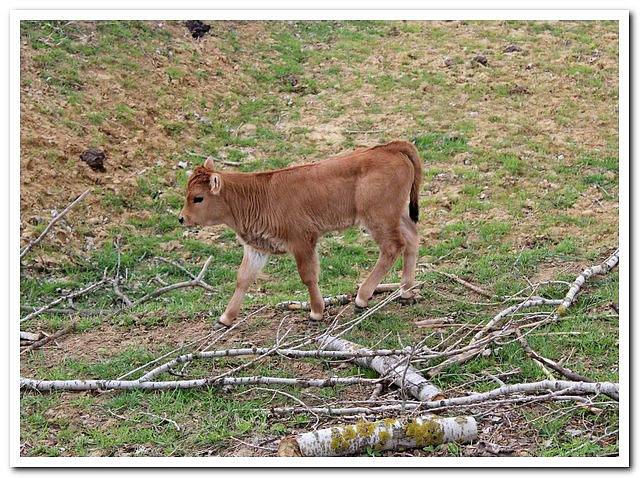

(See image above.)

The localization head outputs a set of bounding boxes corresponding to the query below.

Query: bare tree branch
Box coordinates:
[516,329,595,383]
[20,189,91,259]
[20,275,111,323]
[20,375,380,392]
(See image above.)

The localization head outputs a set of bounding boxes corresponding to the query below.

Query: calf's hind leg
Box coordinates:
[292,244,325,321]
[218,245,269,328]
[399,214,419,301]
[355,227,405,308]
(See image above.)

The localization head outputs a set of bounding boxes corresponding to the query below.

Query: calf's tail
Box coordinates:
[398,142,423,223]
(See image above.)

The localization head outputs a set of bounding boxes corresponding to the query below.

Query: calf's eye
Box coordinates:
[193,196,204,203]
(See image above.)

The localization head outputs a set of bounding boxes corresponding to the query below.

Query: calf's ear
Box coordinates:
[210,173,222,195]
[204,156,215,170]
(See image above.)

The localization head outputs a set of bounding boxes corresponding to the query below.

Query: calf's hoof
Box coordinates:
[354,303,368,315]
[213,320,230,332]
[397,296,418,306]
[309,310,323,321]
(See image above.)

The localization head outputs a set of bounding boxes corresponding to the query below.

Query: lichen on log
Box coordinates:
[278,415,477,456]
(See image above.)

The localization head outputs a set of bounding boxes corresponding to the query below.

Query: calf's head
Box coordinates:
[179,158,225,227]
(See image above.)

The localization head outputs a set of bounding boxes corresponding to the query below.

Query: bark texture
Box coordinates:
[318,334,441,401]
[278,414,477,456]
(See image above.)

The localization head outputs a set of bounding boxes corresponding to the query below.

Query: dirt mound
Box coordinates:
[19,21,259,254]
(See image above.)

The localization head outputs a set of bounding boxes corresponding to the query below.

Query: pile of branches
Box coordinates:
[19,190,620,457]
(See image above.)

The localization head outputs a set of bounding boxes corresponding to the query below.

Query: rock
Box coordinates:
[509,85,531,95]
[160,240,181,252]
[193,112,211,125]
[79,148,106,172]
[455,151,471,164]
[237,123,257,137]
[472,54,488,66]
[184,20,210,39]
[284,74,299,88]
[443,56,453,67]
[525,63,534,70]
[503,44,522,53]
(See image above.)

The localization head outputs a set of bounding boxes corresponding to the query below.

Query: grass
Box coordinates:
[19,20,619,458]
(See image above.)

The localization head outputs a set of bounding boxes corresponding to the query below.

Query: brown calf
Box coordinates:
[179,141,422,329]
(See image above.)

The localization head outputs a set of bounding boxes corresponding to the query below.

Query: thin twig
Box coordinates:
[130,256,213,308]
[516,329,594,383]
[20,189,91,259]
[20,275,111,323]
[21,321,77,354]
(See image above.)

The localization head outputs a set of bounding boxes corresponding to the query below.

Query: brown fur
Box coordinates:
[180,141,422,326]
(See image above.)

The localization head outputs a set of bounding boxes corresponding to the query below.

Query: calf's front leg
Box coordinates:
[218,245,269,328]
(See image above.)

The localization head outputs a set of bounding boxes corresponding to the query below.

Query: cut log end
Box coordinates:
[277,436,303,457]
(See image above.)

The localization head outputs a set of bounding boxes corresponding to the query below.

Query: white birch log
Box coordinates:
[278,415,477,456]
[318,335,442,401]
[20,375,379,392]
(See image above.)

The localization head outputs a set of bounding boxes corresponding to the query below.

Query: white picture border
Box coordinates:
[8,7,629,469]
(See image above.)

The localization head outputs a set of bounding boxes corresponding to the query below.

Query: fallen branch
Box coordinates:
[185,151,241,167]
[430,249,620,377]
[276,295,351,312]
[20,375,379,392]
[318,334,442,401]
[516,330,594,383]
[556,249,619,316]
[434,271,495,299]
[273,379,619,416]
[137,346,416,382]
[20,275,111,323]
[129,256,213,308]
[154,257,216,292]
[113,239,133,307]
[20,305,113,316]
[414,317,457,328]
[20,189,91,259]
[20,331,44,342]
[21,321,77,354]
[470,298,562,345]
[275,282,405,311]
[278,414,477,456]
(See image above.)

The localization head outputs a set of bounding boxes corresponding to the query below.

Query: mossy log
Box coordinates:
[278,415,477,456]
[318,334,442,401]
